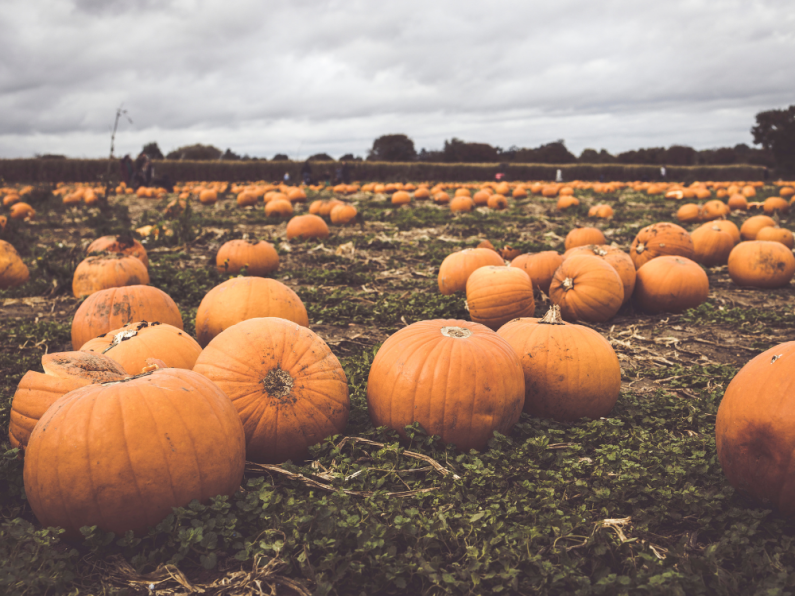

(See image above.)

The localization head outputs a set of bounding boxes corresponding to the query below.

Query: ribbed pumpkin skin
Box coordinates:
[366,320,525,451]
[712,219,741,244]
[634,256,709,314]
[193,317,350,464]
[740,215,776,241]
[71,285,183,350]
[195,277,308,347]
[466,266,535,330]
[215,239,279,276]
[727,241,795,288]
[86,235,149,268]
[564,227,606,251]
[80,321,202,375]
[497,311,620,420]
[437,248,505,294]
[716,342,795,515]
[691,222,736,267]
[72,255,150,298]
[9,352,127,449]
[630,222,694,269]
[0,239,30,289]
[24,369,245,538]
[509,251,563,295]
[562,245,636,304]
[548,255,624,323]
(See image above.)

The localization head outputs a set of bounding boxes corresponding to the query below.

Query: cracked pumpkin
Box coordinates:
[193,317,349,464]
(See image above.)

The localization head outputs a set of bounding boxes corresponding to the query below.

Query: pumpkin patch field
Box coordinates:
[2,179,795,595]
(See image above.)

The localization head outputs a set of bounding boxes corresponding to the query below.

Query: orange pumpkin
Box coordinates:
[286,214,329,240]
[450,196,474,212]
[487,194,508,210]
[727,194,748,210]
[634,256,709,314]
[330,204,358,225]
[630,222,694,269]
[437,247,505,294]
[366,319,525,451]
[9,351,127,449]
[236,191,258,206]
[264,199,293,217]
[548,255,624,322]
[497,305,620,420]
[24,368,245,538]
[763,197,789,215]
[700,200,729,221]
[756,226,795,248]
[71,285,183,350]
[676,203,702,223]
[433,191,451,204]
[10,202,35,220]
[564,227,607,251]
[80,321,202,375]
[472,190,492,205]
[199,189,218,204]
[556,196,579,210]
[0,239,30,289]
[562,245,636,304]
[716,341,795,515]
[72,255,150,298]
[391,191,411,205]
[727,241,795,288]
[194,317,349,464]
[509,251,563,295]
[216,239,279,276]
[712,219,741,244]
[86,235,149,268]
[195,276,308,347]
[691,222,736,267]
[466,266,535,330]
[740,215,776,240]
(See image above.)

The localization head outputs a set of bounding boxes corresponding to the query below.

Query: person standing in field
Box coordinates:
[284,172,291,185]
[555,169,563,183]
[660,165,667,179]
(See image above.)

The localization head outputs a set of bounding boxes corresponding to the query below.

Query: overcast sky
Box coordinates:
[0,0,792,160]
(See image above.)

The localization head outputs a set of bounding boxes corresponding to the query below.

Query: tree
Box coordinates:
[513,141,576,164]
[339,153,363,161]
[367,134,417,162]
[752,105,795,173]
[442,138,500,163]
[142,142,164,160]
[308,153,335,161]
[221,148,241,161]
[579,148,616,164]
[166,144,222,160]
[272,154,290,161]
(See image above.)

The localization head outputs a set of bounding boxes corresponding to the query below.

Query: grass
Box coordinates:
[1,185,794,594]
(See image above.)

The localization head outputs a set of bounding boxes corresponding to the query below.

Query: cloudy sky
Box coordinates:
[0,0,792,160]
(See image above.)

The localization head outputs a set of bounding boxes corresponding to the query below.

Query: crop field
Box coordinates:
[2,181,795,595]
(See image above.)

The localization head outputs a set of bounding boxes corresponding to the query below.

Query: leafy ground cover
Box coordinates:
[1,185,794,595]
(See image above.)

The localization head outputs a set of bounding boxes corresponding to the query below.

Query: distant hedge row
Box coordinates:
[0,158,768,184]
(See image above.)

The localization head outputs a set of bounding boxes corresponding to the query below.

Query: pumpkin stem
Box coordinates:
[441,326,472,339]
[562,277,574,291]
[262,367,294,399]
[591,245,608,257]
[539,305,565,325]
[636,243,646,254]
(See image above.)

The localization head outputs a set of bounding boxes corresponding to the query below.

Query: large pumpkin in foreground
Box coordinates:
[194,317,349,464]
[716,342,795,515]
[366,319,525,451]
[24,368,246,538]
[497,305,620,421]
[71,285,183,350]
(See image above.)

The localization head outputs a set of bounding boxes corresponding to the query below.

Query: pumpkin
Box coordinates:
[727,194,748,210]
[10,202,35,220]
[763,197,789,215]
[9,351,127,449]
[509,251,563,295]
[287,188,306,202]
[564,227,607,251]
[562,245,636,304]
[756,226,795,248]
[487,194,508,210]
[556,196,579,210]
[454,188,471,197]
[715,341,795,515]
[195,276,308,347]
[216,239,279,276]
[24,368,245,538]
[477,239,496,251]
[0,239,30,289]
[236,191,258,206]
[497,305,620,420]
[391,191,411,205]
[319,199,345,217]
[780,186,795,198]
[548,255,624,322]
[512,186,528,198]
[466,266,535,330]
[691,222,736,266]
[630,222,694,269]
[634,256,709,314]
[72,255,150,298]
[588,204,614,219]
[308,199,324,214]
[366,319,524,451]
[86,235,149,267]
[330,204,358,225]
[501,245,522,260]
[740,215,776,240]
[742,185,757,198]
[199,189,218,204]
[473,190,492,205]
[71,285,183,350]
[286,214,329,240]
[727,241,795,288]
[676,203,702,223]
[700,200,730,221]
[450,196,474,212]
[194,317,349,464]
[414,187,430,199]
[437,247,505,294]
[433,191,451,204]
[264,199,293,217]
[712,219,741,244]
[80,321,202,375]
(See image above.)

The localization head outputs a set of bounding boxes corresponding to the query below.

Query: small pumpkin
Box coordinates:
[437,248,505,294]
[727,194,748,210]
[548,255,624,322]
[700,200,730,221]
[264,199,293,217]
[466,266,535,330]
[676,203,701,223]
[740,215,776,240]
[0,239,30,289]
[216,239,279,276]
[286,214,329,240]
[756,226,795,248]
[562,245,636,304]
[391,191,411,205]
[634,256,709,314]
[450,196,474,212]
[727,241,795,288]
[691,222,736,267]
[497,305,620,421]
[509,251,563,295]
[630,222,694,269]
[366,319,525,451]
[194,317,349,464]
[564,227,606,250]
[330,204,358,225]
